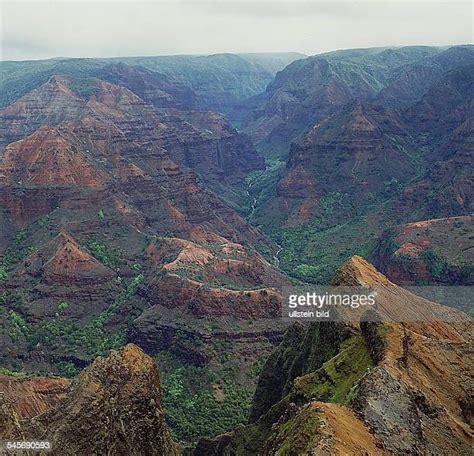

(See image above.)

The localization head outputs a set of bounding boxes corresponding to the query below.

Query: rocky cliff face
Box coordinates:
[153,108,264,185]
[195,257,473,455]
[397,68,474,219]
[0,344,178,456]
[240,46,472,155]
[278,102,416,201]
[242,57,355,154]
[0,73,279,381]
[0,76,267,239]
[128,234,289,366]
[0,75,91,146]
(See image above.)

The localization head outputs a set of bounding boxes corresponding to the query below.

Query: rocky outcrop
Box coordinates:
[0,345,179,456]
[0,125,110,188]
[127,237,288,370]
[129,308,284,368]
[127,231,289,367]
[39,231,115,285]
[261,402,388,455]
[2,230,118,322]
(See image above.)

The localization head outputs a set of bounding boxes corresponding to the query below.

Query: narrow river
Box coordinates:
[246,179,283,269]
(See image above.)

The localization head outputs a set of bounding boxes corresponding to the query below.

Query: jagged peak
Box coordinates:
[29,344,178,455]
[332,256,470,342]
[0,75,86,117]
[56,228,81,247]
[50,230,99,263]
[332,255,392,287]
[84,343,157,379]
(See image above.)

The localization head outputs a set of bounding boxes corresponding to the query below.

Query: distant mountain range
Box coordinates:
[239,45,473,284]
[0,52,306,113]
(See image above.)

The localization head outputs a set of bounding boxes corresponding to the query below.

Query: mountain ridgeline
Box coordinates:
[0,46,472,453]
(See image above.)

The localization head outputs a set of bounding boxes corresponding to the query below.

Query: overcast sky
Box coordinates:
[1,0,472,61]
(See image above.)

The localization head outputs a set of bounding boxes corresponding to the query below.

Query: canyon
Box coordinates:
[0,46,472,453]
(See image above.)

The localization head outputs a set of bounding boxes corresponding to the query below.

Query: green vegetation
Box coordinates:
[242,174,389,282]
[157,353,254,446]
[383,177,405,197]
[0,230,35,282]
[271,407,322,456]
[85,238,125,269]
[0,367,27,377]
[245,159,285,221]
[276,215,379,283]
[421,247,448,278]
[56,361,80,378]
[8,310,30,343]
[0,265,7,281]
[0,367,33,377]
[7,273,144,358]
[68,77,101,100]
[292,334,373,405]
[382,228,400,256]
[173,263,257,291]
[57,301,69,312]
[0,291,25,313]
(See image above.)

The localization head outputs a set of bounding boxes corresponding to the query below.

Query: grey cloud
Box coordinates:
[1,1,472,60]
[182,1,358,18]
